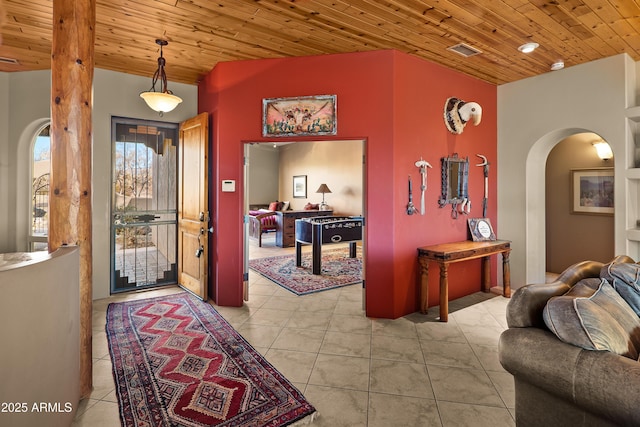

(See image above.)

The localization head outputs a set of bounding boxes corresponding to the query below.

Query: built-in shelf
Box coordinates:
[627,228,640,242]
[626,106,640,122]
[625,168,640,179]
[625,107,640,256]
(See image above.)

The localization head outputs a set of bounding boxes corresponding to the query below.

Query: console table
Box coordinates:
[275,210,332,247]
[417,240,511,322]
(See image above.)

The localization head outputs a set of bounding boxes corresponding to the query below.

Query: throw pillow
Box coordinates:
[543,279,640,359]
[600,261,640,316]
[281,201,290,211]
[268,201,279,212]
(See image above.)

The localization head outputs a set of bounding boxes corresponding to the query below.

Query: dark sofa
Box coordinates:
[499,255,640,427]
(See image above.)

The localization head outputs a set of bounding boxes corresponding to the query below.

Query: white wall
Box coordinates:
[3,70,51,254]
[497,54,634,288]
[0,68,198,300]
[247,144,279,206]
[278,140,363,215]
[0,247,80,427]
[0,72,9,253]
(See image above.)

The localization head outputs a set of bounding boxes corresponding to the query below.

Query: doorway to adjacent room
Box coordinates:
[242,139,366,304]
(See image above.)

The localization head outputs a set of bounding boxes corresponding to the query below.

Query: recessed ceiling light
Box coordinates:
[551,61,564,71]
[518,42,539,54]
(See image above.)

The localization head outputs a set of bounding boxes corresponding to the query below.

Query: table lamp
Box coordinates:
[316,184,332,210]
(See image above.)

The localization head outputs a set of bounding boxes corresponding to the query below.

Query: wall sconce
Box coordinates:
[593,141,613,161]
[140,39,183,115]
[316,184,332,210]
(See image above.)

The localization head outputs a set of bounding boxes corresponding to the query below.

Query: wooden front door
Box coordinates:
[178,113,209,300]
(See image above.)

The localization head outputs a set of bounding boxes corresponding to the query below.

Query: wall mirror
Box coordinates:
[438,153,469,217]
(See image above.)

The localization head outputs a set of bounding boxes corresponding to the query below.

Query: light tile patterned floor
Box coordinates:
[73,235,515,427]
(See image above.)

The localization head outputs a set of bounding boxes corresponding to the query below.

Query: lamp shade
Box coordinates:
[140,92,183,113]
[316,184,332,194]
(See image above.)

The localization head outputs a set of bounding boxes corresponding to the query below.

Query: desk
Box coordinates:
[417,240,511,322]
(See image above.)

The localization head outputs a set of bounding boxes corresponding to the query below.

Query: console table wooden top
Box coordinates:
[417,239,511,322]
[417,240,511,262]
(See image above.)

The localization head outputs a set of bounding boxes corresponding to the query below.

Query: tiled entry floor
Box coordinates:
[75,234,514,426]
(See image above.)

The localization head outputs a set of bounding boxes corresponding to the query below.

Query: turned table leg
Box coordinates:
[502,249,511,298]
[419,257,429,314]
[481,255,491,292]
[439,263,449,322]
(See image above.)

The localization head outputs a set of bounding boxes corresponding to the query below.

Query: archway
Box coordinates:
[545,133,615,274]
[525,127,596,284]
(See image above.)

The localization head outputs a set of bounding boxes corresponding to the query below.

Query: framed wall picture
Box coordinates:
[293,175,307,198]
[570,168,614,215]
[263,95,337,137]
[468,218,496,241]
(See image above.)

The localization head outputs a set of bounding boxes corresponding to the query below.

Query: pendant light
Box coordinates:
[140,39,182,115]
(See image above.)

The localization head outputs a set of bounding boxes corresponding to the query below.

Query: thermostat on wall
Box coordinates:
[222,180,236,192]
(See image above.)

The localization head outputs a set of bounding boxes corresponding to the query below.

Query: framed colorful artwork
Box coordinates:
[570,168,614,215]
[263,95,337,137]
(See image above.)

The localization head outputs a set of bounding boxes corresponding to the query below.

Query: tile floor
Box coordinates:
[73,235,515,427]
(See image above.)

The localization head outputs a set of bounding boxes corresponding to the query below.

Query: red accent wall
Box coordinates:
[198,50,497,319]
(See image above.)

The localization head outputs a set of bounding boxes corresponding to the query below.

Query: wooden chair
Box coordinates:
[248,211,277,247]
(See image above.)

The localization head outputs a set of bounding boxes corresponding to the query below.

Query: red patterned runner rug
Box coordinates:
[106,292,317,426]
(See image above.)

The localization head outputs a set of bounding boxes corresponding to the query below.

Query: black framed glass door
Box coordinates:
[110,117,178,293]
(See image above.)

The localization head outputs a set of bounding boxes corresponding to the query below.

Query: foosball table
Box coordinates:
[295,216,363,275]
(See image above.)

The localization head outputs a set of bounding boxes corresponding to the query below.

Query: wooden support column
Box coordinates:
[50,0,95,399]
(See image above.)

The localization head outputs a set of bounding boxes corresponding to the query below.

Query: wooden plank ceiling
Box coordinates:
[1,0,639,85]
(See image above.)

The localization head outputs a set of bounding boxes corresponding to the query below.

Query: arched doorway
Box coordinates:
[525,128,615,282]
[545,132,615,274]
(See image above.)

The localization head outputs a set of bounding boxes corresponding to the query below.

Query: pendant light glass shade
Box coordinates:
[140,91,182,113]
[140,39,182,114]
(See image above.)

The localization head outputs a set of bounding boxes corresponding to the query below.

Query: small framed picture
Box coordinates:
[293,175,307,198]
[570,168,614,216]
[468,218,496,241]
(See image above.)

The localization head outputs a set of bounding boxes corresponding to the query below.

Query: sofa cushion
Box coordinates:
[600,262,640,316]
[543,279,640,359]
[564,278,602,297]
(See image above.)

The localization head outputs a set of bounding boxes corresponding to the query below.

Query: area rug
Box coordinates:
[249,248,362,295]
[106,292,317,427]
